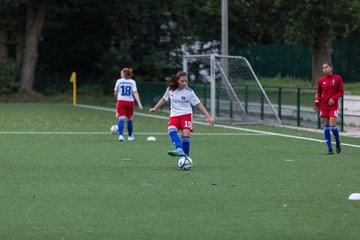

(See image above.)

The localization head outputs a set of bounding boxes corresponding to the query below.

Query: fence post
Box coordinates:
[341,96,344,131]
[210,54,216,120]
[260,91,264,120]
[245,86,248,114]
[297,88,300,126]
[278,87,282,119]
[216,88,220,117]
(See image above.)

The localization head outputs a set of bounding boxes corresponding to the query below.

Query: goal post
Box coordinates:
[183,54,282,125]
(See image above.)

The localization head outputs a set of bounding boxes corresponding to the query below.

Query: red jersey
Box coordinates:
[315,74,344,108]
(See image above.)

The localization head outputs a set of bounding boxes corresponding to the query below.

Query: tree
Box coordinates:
[0,0,25,94]
[19,0,48,92]
[0,21,8,63]
[276,0,360,86]
[0,0,24,63]
[0,0,48,93]
[228,0,287,49]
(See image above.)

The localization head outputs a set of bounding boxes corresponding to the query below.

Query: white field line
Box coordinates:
[3,104,357,148]
[0,131,264,136]
[77,104,360,148]
[76,104,360,149]
[216,121,360,148]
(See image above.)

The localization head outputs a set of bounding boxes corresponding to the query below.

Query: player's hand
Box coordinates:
[328,99,334,105]
[149,108,156,114]
[207,117,215,127]
[313,101,319,111]
[138,104,143,110]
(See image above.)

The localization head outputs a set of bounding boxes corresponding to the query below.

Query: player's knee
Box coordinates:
[168,126,178,132]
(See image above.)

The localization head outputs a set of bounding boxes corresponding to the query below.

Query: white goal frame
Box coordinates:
[183,54,282,124]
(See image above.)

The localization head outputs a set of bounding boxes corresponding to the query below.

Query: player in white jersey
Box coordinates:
[114,68,143,141]
[149,71,214,157]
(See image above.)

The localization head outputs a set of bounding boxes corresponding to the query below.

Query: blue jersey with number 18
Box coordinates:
[114,78,138,101]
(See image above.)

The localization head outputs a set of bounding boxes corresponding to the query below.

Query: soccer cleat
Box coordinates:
[128,135,134,141]
[167,148,185,157]
[118,135,125,142]
[327,149,334,155]
[336,143,341,153]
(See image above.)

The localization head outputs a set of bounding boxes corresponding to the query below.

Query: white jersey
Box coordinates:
[162,87,200,117]
[114,78,138,101]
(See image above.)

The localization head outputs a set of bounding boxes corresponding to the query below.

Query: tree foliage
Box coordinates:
[228,0,286,49]
[1,0,360,93]
[279,0,360,46]
[0,59,19,94]
[39,0,224,92]
[276,0,360,85]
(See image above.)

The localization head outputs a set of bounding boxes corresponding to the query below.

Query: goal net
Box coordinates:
[183,54,282,125]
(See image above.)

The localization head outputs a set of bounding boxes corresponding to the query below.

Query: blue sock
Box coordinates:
[182,136,190,156]
[324,126,332,151]
[168,128,182,149]
[127,120,133,137]
[330,126,340,145]
[118,119,125,135]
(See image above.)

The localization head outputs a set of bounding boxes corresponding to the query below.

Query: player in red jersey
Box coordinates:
[313,63,344,154]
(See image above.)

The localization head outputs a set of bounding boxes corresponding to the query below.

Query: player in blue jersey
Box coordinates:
[149,71,214,157]
[114,68,143,141]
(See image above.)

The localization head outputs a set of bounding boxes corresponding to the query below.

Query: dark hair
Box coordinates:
[323,62,333,68]
[166,71,187,91]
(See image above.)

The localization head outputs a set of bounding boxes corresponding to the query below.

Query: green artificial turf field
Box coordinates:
[1,103,360,240]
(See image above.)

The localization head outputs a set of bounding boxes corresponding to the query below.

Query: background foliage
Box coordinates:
[1,0,360,95]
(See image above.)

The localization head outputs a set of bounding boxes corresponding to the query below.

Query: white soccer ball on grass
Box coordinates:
[110,125,118,134]
[178,156,193,171]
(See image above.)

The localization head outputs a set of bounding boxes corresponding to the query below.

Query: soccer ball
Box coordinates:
[110,125,118,134]
[178,156,193,171]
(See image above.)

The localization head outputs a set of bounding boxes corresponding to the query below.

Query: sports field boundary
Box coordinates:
[76,104,360,149]
[0,131,265,136]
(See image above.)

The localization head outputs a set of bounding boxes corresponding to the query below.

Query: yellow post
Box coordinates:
[70,72,77,106]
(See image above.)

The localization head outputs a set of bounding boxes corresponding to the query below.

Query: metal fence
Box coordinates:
[135,82,345,130]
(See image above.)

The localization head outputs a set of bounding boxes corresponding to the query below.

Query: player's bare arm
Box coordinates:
[197,103,214,127]
[149,98,167,113]
[133,91,143,110]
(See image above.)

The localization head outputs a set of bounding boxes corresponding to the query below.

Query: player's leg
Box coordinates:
[116,101,126,141]
[320,107,333,154]
[117,117,125,141]
[126,101,135,141]
[329,109,341,153]
[180,114,193,156]
[127,119,134,140]
[323,125,333,154]
[181,131,190,156]
[167,116,185,157]
[322,116,333,154]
